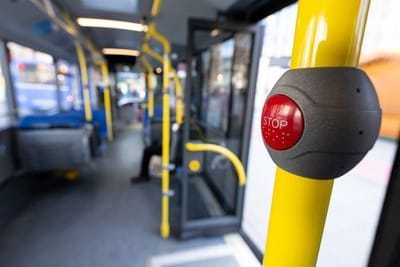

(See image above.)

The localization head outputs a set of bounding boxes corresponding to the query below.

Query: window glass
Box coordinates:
[116,70,146,107]
[206,39,235,131]
[0,65,10,128]
[89,66,102,109]
[229,33,252,144]
[7,42,57,116]
[200,50,211,123]
[56,60,82,111]
[185,26,257,222]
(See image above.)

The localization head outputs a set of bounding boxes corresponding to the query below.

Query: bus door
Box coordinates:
[177,19,263,238]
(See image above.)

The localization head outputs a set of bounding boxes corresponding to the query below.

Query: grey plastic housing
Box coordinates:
[264,67,381,179]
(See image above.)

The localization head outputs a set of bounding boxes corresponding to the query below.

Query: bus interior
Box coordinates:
[0,0,399,267]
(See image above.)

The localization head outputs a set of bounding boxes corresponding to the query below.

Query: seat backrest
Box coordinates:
[18,113,85,129]
[92,109,108,139]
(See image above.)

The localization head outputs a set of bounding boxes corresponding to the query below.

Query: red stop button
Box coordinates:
[261,94,304,150]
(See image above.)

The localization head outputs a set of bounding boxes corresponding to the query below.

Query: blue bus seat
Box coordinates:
[18,113,85,129]
[153,105,163,121]
[17,125,93,172]
[92,109,108,140]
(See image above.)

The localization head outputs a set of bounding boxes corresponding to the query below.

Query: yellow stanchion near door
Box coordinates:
[263,0,371,266]
[99,62,113,141]
[145,22,172,238]
[139,56,155,118]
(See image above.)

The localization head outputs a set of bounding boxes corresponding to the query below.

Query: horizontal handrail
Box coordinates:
[185,143,246,186]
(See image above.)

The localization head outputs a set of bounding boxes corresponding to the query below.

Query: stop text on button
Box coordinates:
[263,117,288,129]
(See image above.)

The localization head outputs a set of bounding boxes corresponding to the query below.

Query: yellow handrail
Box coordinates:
[146,23,171,53]
[151,0,163,17]
[63,12,93,122]
[75,41,92,122]
[145,22,171,239]
[263,0,371,266]
[185,143,246,186]
[142,44,163,62]
[140,56,155,118]
[99,62,113,141]
[142,44,184,125]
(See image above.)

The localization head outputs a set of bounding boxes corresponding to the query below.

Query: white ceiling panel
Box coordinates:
[204,0,237,10]
[81,0,139,14]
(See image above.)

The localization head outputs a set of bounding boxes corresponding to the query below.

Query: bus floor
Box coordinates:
[0,128,257,267]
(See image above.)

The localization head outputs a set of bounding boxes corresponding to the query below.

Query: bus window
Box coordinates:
[7,42,58,116]
[56,60,82,112]
[0,64,9,128]
[89,66,102,109]
[116,68,146,107]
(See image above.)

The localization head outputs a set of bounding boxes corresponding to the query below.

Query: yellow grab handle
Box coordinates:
[185,143,246,186]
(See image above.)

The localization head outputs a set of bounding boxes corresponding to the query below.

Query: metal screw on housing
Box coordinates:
[162,164,175,171]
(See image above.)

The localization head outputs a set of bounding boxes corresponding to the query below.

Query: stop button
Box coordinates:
[261,94,304,150]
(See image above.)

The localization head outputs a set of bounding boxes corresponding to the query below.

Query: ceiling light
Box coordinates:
[102,48,140,57]
[155,67,162,74]
[77,18,148,32]
[210,29,220,37]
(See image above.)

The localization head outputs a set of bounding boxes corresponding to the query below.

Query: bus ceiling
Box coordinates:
[0,0,295,63]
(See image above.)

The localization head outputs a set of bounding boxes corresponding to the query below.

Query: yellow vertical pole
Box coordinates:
[161,48,171,239]
[75,42,92,122]
[144,22,175,238]
[100,62,113,141]
[263,0,371,266]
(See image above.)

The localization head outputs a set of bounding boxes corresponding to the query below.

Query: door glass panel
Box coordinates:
[185,27,255,221]
[229,33,252,155]
[206,39,234,132]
